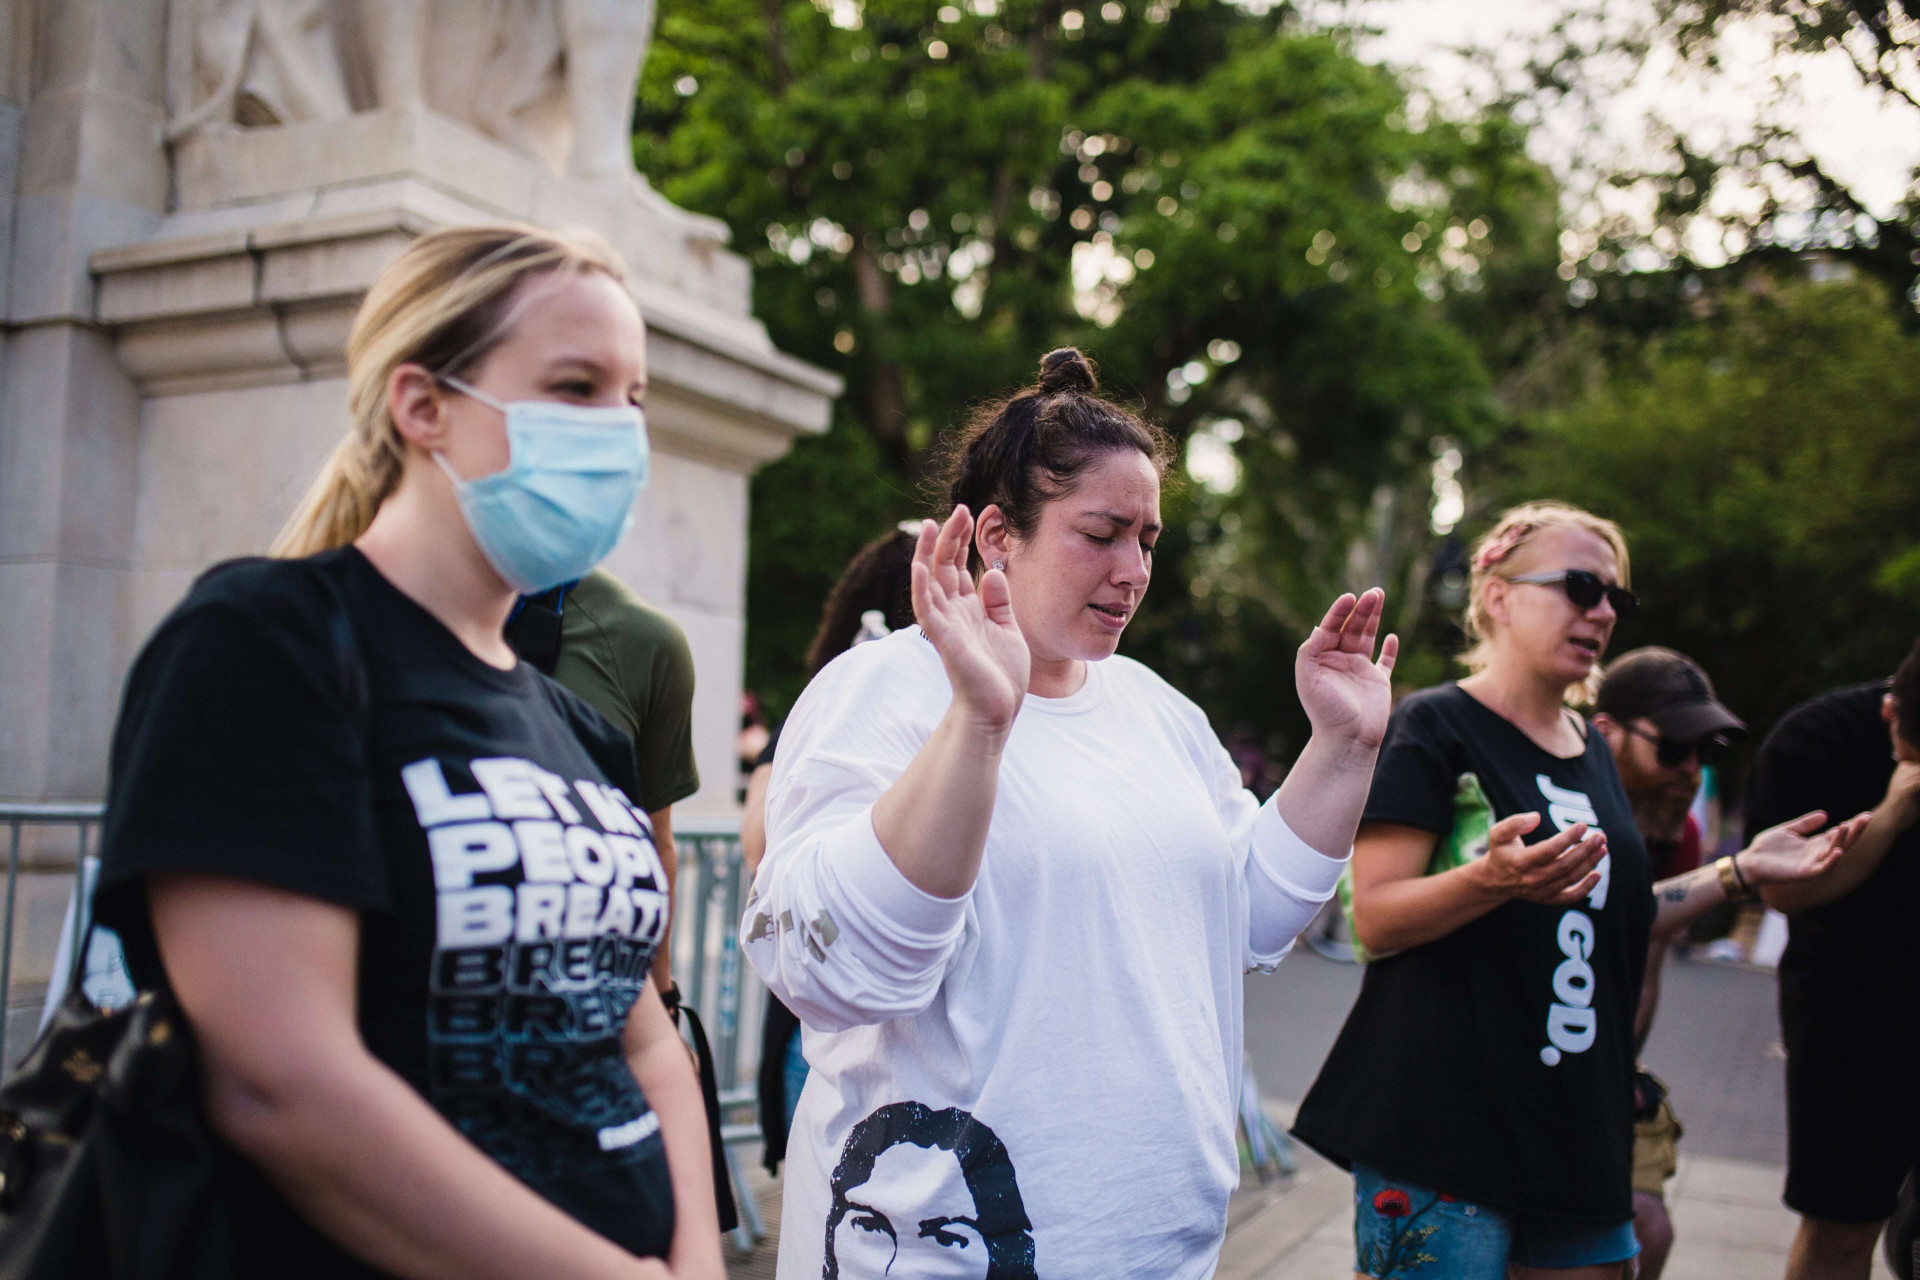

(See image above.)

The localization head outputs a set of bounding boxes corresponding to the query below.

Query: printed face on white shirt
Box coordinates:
[820,1102,1036,1279]
[831,1143,990,1278]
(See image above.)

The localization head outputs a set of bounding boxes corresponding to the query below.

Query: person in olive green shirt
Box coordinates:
[546,568,700,995]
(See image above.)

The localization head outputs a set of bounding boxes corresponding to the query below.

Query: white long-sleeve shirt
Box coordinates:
[742,628,1346,1279]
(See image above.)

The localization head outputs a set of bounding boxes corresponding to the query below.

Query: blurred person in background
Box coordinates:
[738,692,772,790]
[745,348,1396,1277]
[502,566,729,1229]
[1224,725,1283,801]
[1680,758,1744,958]
[1589,647,1746,1278]
[1296,502,1859,1280]
[504,569,698,1010]
[94,225,722,1279]
[738,525,916,1175]
[1749,635,1920,1280]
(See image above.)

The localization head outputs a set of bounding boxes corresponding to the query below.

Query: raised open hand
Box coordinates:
[1738,810,1870,885]
[1478,811,1609,905]
[911,507,1029,732]
[1295,588,1399,751]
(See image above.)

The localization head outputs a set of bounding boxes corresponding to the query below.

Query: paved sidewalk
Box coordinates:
[724,1161,782,1280]
[725,1129,1897,1278]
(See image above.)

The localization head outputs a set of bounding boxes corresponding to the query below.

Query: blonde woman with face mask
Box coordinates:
[1292,501,1861,1280]
[93,226,723,1280]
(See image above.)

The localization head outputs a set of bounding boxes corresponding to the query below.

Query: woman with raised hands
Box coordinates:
[741,348,1396,1279]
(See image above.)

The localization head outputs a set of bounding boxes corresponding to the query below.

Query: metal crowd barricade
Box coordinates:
[0,801,106,1071]
[670,812,769,1250]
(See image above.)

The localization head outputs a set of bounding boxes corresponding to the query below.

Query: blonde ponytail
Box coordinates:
[271,224,627,558]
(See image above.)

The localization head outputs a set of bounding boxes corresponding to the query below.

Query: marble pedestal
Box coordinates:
[0,6,836,815]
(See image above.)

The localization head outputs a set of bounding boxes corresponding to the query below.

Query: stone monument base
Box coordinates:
[68,107,837,812]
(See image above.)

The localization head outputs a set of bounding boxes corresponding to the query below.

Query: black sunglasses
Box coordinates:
[1507,569,1639,619]
[1623,723,1732,769]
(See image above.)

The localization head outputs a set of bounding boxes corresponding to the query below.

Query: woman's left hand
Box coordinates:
[1739,809,1871,885]
[1295,588,1398,751]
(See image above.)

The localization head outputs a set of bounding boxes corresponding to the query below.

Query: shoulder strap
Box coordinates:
[504,581,576,674]
[674,1001,740,1233]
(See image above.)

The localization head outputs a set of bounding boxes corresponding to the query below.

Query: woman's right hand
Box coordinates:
[1472,812,1608,905]
[911,507,1029,732]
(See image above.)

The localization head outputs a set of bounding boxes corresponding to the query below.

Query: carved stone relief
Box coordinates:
[165,0,659,185]
[166,0,355,136]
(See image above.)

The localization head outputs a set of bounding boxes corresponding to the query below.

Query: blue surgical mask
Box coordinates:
[433,376,649,594]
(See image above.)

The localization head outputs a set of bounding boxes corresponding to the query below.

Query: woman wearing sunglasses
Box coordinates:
[1292,501,1862,1280]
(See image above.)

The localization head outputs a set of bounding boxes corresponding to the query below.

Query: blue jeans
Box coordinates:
[1353,1164,1639,1277]
[781,1026,808,1131]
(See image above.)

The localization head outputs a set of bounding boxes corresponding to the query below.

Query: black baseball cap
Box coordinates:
[1595,647,1747,743]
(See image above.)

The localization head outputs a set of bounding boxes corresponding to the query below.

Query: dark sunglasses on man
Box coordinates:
[1506,568,1640,619]
[1621,723,1734,769]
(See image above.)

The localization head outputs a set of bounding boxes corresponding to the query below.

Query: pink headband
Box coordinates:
[1473,522,1534,572]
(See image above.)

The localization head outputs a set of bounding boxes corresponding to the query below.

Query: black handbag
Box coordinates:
[0,958,232,1279]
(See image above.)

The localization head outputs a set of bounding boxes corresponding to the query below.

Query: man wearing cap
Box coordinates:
[1746,637,1920,1280]
[1593,647,1877,1277]
[1593,647,1749,1279]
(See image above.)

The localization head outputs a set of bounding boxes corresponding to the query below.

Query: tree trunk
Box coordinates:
[762,0,793,89]
[853,240,913,475]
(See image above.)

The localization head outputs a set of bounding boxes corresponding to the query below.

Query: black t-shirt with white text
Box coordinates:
[1292,684,1654,1224]
[96,548,675,1276]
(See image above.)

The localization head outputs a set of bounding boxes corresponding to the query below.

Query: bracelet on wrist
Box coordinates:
[1720,859,1751,901]
[1715,856,1752,901]
[1729,853,1755,897]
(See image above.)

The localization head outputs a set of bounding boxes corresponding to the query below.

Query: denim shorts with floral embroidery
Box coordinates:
[1352,1164,1639,1278]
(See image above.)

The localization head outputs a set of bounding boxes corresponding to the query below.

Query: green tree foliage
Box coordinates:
[1484,276,1920,753]
[636,0,1560,734]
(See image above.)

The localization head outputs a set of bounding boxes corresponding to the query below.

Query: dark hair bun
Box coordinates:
[934,345,1170,576]
[1037,347,1096,395]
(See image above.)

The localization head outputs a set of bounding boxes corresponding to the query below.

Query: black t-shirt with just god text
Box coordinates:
[96,548,675,1276]
[1292,684,1654,1225]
